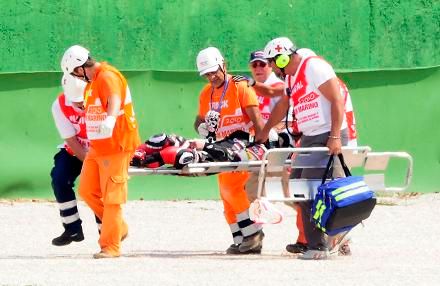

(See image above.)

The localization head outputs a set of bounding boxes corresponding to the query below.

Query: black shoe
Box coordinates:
[239,230,264,253]
[286,242,308,254]
[226,244,262,255]
[52,229,84,246]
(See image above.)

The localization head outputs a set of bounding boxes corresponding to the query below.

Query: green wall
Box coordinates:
[0,67,439,199]
[1,0,439,73]
[1,0,438,198]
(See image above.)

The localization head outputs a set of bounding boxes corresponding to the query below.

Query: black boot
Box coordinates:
[286,242,308,254]
[226,244,262,255]
[238,230,265,253]
[52,228,84,246]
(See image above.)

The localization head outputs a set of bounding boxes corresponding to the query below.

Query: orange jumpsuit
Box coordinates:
[198,76,259,224]
[296,205,307,244]
[79,63,140,257]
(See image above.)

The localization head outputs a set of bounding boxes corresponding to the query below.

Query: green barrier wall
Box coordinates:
[1,0,439,73]
[1,67,439,199]
[1,0,438,198]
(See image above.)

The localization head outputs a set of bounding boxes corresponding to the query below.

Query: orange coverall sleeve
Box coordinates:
[96,70,124,109]
[236,81,259,108]
[198,85,211,118]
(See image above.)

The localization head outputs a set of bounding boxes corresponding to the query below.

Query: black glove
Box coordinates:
[203,143,236,162]
[278,132,293,148]
[232,75,256,87]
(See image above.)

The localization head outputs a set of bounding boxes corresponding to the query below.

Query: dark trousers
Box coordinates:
[50,149,83,233]
[292,129,348,249]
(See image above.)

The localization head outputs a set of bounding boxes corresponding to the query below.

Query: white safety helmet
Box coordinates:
[60,45,90,74]
[61,73,86,102]
[263,37,297,59]
[296,48,316,58]
[196,47,225,76]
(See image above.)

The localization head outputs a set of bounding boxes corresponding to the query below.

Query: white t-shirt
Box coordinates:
[52,99,77,140]
[298,48,356,143]
[286,49,346,136]
[296,48,336,87]
[296,48,316,58]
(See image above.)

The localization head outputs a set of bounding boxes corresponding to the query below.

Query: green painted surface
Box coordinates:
[1,0,439,73]
[0,67,439,199]
[340,67,440,193]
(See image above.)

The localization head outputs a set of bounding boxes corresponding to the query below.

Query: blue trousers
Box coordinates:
[50,149,83,233]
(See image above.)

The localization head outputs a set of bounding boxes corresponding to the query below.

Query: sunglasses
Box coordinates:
[251,61,267,68]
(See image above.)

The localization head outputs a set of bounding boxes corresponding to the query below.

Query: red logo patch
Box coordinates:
[298,92,319,104]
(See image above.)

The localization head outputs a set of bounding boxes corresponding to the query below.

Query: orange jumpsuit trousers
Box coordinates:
[79,149,131,256]
[218,171,251,224]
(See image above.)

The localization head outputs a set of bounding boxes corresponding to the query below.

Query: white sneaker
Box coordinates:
[298,247,330,260]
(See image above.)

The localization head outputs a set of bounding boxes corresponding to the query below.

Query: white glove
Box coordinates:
[197,123,209,138]
[99,115,116,137]
[268,128,279,142]
[205,110,220,132]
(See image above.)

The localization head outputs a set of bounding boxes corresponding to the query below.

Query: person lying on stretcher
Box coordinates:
[130,130,277,169]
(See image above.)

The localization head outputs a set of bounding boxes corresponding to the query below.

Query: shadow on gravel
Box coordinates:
[124,250,294,260]
[0,254,93,259]
[0,251,297,260]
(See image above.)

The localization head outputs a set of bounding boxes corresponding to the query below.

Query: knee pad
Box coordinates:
[174,148,198,169]
[203,143,235,162]
[144,133,173,153]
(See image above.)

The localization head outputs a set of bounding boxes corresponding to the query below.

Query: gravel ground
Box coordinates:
[0,194,439,286]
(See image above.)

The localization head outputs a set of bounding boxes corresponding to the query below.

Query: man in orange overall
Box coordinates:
[194,47,265,254]
[61,45,141,259]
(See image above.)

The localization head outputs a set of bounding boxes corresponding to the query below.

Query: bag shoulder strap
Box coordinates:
[321,153,352,185]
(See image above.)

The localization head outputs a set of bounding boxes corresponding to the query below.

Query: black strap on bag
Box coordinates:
[321,154,352,185]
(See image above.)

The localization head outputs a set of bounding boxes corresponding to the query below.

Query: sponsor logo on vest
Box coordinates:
[298,92,319,104]
[219,127,249,140]
[88,105,104,114]
[86,114,107,121]
[211,100,229,110]
[222,116,243,125]
[294,102,319,114]
[86,105,107,121]
[291,80,304,95]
